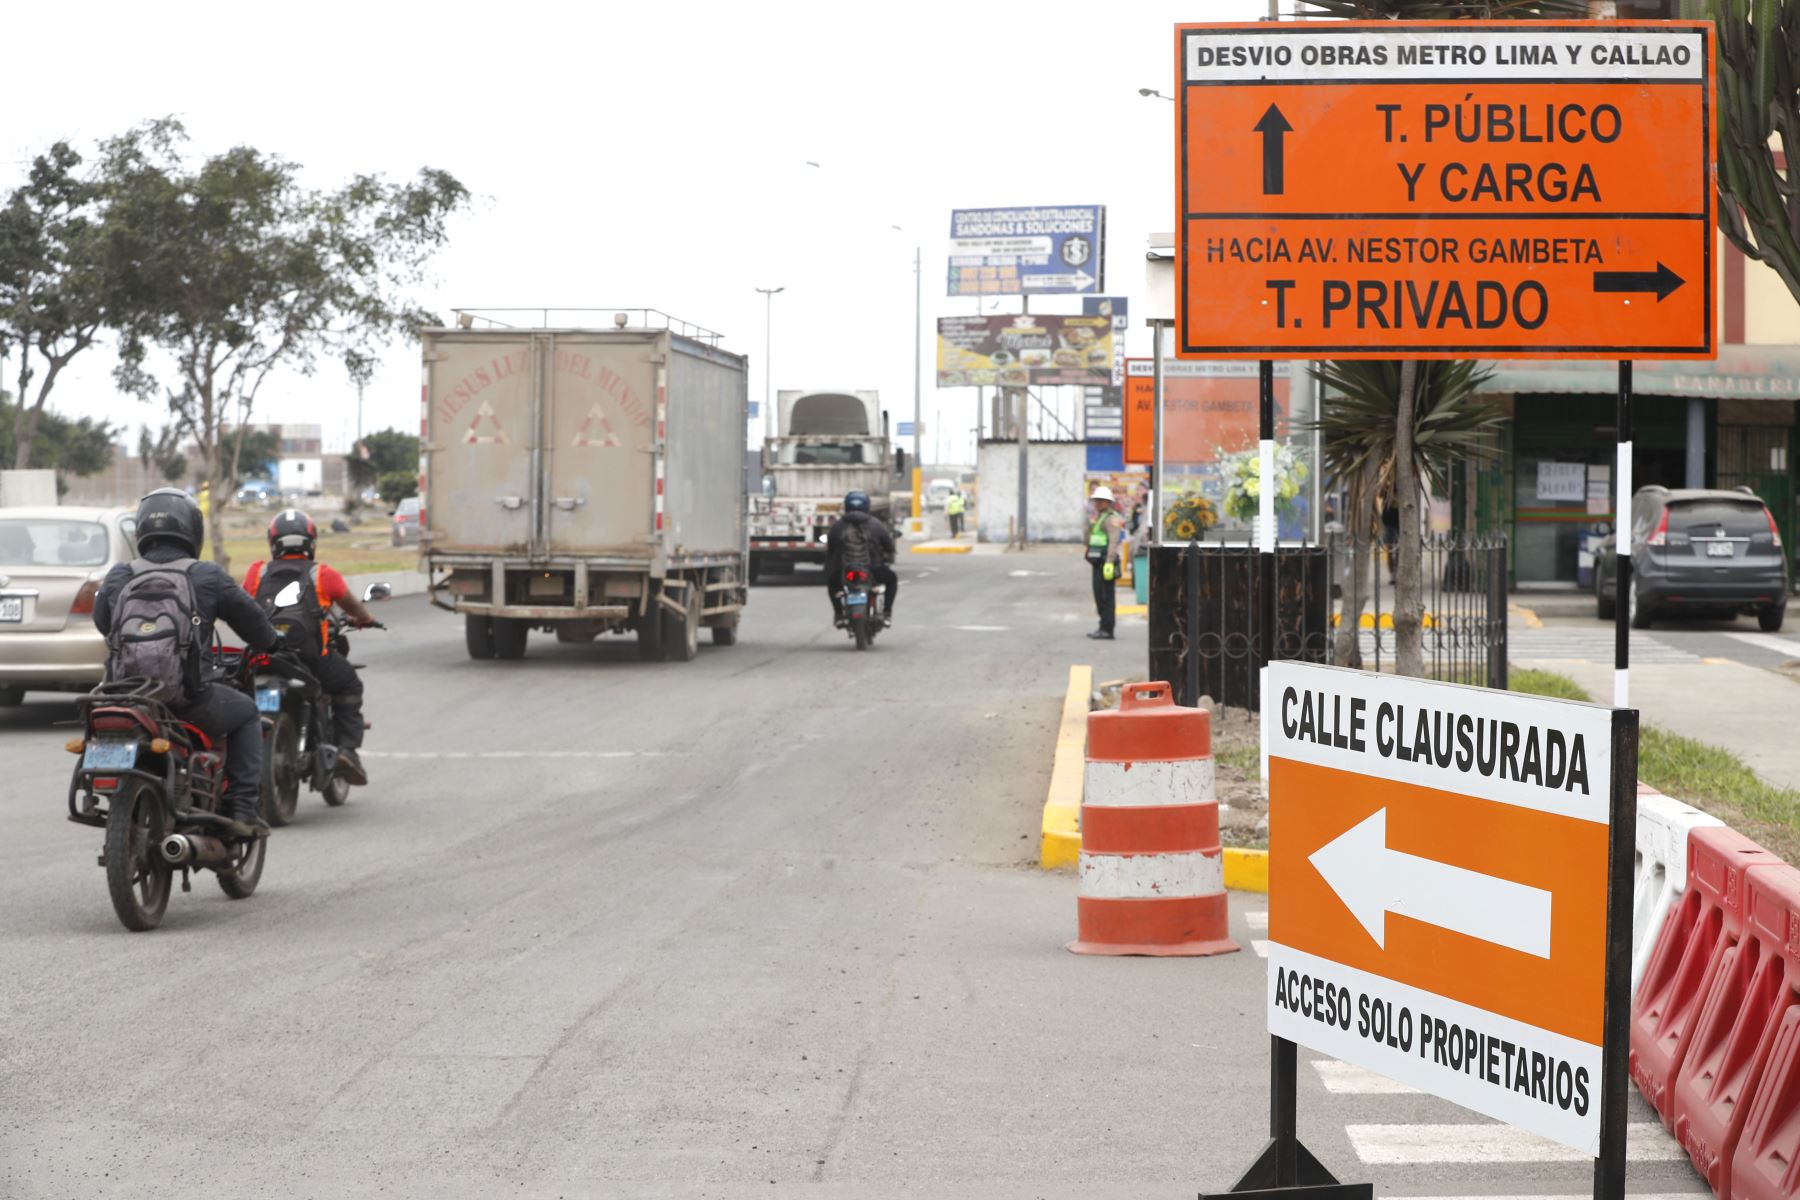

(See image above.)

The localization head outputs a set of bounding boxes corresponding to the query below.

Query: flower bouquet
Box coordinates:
[1219,444,1307,524]
[1162,493,1219,543]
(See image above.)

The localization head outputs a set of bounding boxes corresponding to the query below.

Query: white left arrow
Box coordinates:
[1307,809,1553,958]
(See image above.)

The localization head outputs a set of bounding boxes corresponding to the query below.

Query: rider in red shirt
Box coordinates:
[245,510,376,784]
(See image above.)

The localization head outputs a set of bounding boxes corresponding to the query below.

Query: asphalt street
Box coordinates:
[0,550,1708,1199]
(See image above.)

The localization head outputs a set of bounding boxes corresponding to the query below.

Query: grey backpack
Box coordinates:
[105,558,203,705]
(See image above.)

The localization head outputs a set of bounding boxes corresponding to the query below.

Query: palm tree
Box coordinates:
[1714,0,1800,304]
[1311,361,1504,668]
[1298,0,1583,676]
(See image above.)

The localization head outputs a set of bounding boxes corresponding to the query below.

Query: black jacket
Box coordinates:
[824,511,895,580]
[94,544,280,652]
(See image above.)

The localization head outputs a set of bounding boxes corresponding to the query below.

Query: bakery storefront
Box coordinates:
[1474,348,1800,587]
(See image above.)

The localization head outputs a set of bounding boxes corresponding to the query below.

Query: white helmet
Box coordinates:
[1091,486,1116,503]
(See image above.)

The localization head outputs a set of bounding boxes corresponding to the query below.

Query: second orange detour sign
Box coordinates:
[1265,661,1636,1160]
[1175,20,1714,360]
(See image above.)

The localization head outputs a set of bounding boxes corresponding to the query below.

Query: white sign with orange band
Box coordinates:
[1265,661,1617,1156]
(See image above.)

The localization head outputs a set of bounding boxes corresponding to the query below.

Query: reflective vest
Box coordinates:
[946,494,965,516]
[1087,515,1112,563]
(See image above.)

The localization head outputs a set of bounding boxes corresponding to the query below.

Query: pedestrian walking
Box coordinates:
[946,490,966,538]
[1086,486,1127,640]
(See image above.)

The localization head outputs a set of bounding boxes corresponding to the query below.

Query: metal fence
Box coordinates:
[1148,531,1509,712]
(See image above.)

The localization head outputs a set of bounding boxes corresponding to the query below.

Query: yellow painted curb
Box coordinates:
[910,543,974,555]
[1116,603,1148,617]
[1039,664,1091,870]
[1223,848,1269,893]
[1508,601,1544,630]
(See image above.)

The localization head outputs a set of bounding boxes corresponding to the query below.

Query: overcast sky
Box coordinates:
[1,0,1276,466]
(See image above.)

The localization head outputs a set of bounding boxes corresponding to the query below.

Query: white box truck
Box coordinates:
[747,389,899,580]
[421,318,748,661]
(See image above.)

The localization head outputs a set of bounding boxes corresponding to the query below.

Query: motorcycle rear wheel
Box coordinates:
[104,781,171,932]
[321,770,351,807]
[852,616,870,651]
[217,834,266,900]
[263,712,301,827]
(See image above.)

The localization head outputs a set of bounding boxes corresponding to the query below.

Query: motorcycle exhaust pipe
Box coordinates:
[159,832,233,868]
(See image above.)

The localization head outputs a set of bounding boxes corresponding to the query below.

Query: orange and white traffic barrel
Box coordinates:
[1069,681,1238,957]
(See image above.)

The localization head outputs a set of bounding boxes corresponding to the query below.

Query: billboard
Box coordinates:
[1121,358,1289,466]
[1082,296,1129,384]
[937,315,1114,388]
[948,206,1106,297]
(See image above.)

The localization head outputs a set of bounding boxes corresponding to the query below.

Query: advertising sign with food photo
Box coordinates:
[936,315,1115,388]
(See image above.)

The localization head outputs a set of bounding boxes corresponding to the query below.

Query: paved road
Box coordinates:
[0,551,1705,1198]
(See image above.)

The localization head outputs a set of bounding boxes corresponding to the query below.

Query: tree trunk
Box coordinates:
[14,357,67,471]
[1393,359,1424,678]
[1334,460,1376,669]
[11,351,33,470]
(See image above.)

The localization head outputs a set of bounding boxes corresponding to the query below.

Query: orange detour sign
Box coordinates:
[1175,20,1715,360]
[1266,661,1635,1157]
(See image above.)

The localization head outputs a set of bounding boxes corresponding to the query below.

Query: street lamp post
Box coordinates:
[754,286,784,438]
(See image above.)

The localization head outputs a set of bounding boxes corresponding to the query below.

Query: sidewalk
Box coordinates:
[1517,655,1800,791]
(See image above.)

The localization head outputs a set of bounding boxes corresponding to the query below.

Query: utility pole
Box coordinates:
[1015,296,1030,548]
[755,286,785,438]
[912,246,923,471]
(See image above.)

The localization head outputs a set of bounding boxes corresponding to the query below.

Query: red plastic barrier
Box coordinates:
[1672,864,1800,1195]
[1630,826,1783,1126]
[1733,985,1800,1200]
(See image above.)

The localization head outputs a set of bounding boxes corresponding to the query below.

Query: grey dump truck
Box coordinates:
[421,315,748,661]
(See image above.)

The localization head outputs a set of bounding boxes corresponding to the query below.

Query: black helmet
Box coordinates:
[844,490,871,513]
[267,509,318,559]
[134,488,204,557]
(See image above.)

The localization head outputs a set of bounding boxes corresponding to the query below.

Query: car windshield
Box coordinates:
[0,519,111,567]
[1668,499,1768,536]
[792,444,865,466]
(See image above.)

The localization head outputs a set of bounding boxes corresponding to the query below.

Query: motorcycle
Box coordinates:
[252,584,389,826]
[838,567,887,651]
[66,657,267,932]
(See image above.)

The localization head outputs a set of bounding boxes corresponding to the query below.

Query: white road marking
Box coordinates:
[951,625,1010,632]
[1725,631,1800,658]
[1312,1060,1417,1095]
[1347,1122,1683,1164]
[1245,910,1268,931]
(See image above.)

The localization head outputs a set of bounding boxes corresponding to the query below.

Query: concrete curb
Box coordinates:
[1038,663,1272,890]
[1039,664,1090,870]
[1223,848,1269,893]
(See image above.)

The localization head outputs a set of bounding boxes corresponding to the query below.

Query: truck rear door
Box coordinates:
[426,334,536,554]
[542,333,657,556]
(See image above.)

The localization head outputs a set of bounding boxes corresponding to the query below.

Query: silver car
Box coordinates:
[0,507,138,705]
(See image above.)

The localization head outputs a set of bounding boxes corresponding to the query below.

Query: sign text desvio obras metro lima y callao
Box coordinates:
[1175,21,1714,359]
[1266,662,1633,1157]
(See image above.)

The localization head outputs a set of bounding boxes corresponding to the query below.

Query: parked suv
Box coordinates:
[1595,486,1788,631]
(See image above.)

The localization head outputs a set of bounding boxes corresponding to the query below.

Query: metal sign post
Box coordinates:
[1614,363,1633,708]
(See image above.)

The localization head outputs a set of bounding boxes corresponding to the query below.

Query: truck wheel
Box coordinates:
[711,620,738,647]
[636,590,665,661]
[665,587,700,662]
[465,616,496,660]
[492,617,529,660]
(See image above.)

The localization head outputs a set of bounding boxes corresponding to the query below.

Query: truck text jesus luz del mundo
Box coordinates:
[1261,660,1620,1155]
[1177,22,1713,359]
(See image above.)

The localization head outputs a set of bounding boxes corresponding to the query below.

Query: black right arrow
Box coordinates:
[1593,262,1686,301]
[1253,103,1293,196]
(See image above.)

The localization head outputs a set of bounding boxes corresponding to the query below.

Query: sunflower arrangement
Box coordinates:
[1162,493,1219,542]
[1220,444,1307,524]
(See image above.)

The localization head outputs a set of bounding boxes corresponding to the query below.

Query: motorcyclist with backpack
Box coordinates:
[824,490,898,625]
[92,488,280,835]
[243,510,377,785]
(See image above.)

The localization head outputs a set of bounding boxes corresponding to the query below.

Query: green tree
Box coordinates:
[1300,0,1583,676]
[1714,0,1800,303]
[377,469,418,505]
[102,118,466,569]
[0,395,116,483]
[0,141,125,471]
[347,427,419,488]
[136,422,190,483]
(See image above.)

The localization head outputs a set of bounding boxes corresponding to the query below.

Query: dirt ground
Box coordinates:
[1094,677,1267,848]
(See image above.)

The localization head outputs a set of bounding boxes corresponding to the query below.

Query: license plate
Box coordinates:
[256,686,283,713]
[1707,541,1735,557]
[83,741,138,770]
[845,591,868,605]
[0,597,20,622]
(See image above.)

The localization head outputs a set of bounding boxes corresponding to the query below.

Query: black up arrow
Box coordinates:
[1254,104,1293,195]
[1593,262,1686,301]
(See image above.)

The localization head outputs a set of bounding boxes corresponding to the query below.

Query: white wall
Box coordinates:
[277,457,323,494]
[975,442,1090,543]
